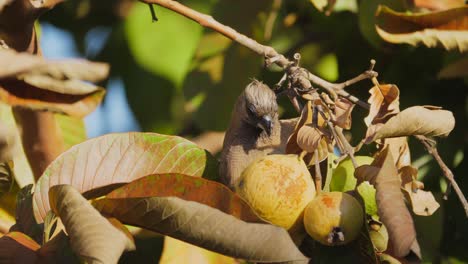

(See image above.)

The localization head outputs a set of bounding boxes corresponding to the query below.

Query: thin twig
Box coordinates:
[415,135,468,218]
[141,0,372,110]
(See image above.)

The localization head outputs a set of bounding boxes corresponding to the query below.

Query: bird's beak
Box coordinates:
[259,115,273,136]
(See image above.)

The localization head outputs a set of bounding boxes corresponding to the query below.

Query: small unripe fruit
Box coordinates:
[369,223,388,252]
[303,192,364,246]
[235,154,316,230]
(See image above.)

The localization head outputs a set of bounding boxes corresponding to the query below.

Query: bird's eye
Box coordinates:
[246,104,257,117]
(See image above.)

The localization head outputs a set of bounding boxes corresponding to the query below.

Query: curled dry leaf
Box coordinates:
[49,184,135,263]
[399,166,440,216]
[287,101,328,165]
[384,137,411,169]
[355,147,417,257]
[411,0,466,11]
[0,50,109,90]
[375,5,468,52]
[33,132,218,223]
[364,84,400,127]
[92,196,308,263]
[366,106,455,143]
[334,97,355,129]
[0,50,107,117]
[297,125,323,153]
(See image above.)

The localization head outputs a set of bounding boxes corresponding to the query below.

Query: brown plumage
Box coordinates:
[220,80,296,188]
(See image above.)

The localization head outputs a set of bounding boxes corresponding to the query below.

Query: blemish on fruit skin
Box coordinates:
[322,196,335,208]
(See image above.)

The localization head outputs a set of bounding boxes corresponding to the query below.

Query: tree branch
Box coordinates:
[415,135,468,218]
[1,1,65,180]
[139,0,371,110]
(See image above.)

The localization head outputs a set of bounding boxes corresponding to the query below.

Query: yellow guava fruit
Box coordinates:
[303,192,364,246]
[235,154,316,230]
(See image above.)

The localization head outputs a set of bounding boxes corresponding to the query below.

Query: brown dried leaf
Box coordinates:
[92,196,308,263]
[297,125,323,153]
[366,106,455,143]
[375,5,468,52]
[411,0,466,11]
[399,166,440,216]
[355,147,417,257]
[49,184,135,263]
[0,50,107,117]
[0,49,109,92]
[334,98,355,129]
[286,101,314,154]
[365,84,400,127]
[384,137,411,169]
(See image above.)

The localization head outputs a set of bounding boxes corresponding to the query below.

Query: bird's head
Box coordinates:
[240,80,278,136]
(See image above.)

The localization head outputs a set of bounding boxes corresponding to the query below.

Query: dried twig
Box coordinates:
[415,135,468,218]
[140,0,371,110]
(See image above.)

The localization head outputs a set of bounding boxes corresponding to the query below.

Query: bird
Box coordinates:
[219,79,296,188]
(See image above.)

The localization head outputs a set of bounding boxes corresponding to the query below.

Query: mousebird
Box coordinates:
[219,80,296,188]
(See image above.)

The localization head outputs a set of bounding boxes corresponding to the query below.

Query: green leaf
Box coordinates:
[357,181,378,217]
[124,2,210,89]
[33,132,218,223]
[330,156,374,192]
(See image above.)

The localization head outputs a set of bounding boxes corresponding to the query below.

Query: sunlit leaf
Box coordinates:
[357,181,378,217]
[103,173,264,223]
[33,132,218,223]
[0,80,105,118]
[399,166,440,216]
[49,184,135,263]
[297,125,323,153]
[55,114,87,150]
[334,98,354,129]
[384,137,411,169]
[366,106,455,142]
[355,147,417,257]
[411,0,466,11]
[93,196,308,263]
[0,50,106,117]
[364,84,400,127]
[375,5,468,52]
[0,49,109,91]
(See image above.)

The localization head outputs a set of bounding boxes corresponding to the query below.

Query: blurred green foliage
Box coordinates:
[39,0,467,262]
